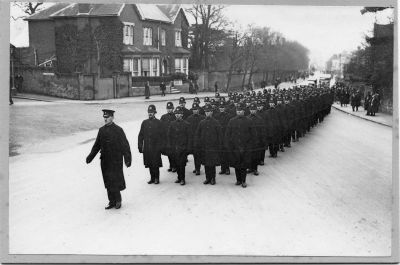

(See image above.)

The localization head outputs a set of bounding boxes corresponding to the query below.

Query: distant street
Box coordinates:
[9,100,392,256]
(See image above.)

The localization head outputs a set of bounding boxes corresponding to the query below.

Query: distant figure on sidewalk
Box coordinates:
[214,81,219,93]
[194,80,199,94]
[160,81,166,96]
[350,91,361,112]
[365,92,372,116]
[189,79,194,94]
[370,93,380,116]
[86,109,131,210]
[145,81,150,99]
[170,81,174,93]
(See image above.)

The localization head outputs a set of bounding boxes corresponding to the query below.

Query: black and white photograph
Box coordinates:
[2,0,398,263]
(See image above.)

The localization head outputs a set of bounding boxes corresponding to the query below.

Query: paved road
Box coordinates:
[9,106,392,256]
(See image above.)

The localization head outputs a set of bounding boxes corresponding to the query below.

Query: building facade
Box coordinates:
[25,3,190,77]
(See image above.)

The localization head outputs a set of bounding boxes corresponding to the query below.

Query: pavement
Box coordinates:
[9,107,392,256]
[11,82,297,105]
[331,103,393,127]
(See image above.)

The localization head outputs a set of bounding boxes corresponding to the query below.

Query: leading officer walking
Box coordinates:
[86,109,131,210]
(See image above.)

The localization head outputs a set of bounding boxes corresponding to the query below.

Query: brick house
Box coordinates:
[25,3,190,77]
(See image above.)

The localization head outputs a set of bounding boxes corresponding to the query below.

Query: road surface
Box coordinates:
[9,102,392,256]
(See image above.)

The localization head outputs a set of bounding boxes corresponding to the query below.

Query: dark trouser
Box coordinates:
[284,132,291,146]
[107,189,121,205]
[234,168,247,183]
[168,155,176,169]
[261,149,266,162]
[177,166,186,181]
[220,150,230,172]
[205,166,216,181]
[9,92,13,104]
[269,143,279,156]
[161,90,165,96]
[149,167,159,181]
[193,153,201,172]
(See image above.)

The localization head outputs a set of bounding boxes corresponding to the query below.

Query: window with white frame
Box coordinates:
[174,58,188,75]
[141,57,159,76]
[143,27,153,46]
[123,58,140,76]
[175,30,182,47]
[123,23,134,45]
[151,58,159,76]
[160,29,166,46]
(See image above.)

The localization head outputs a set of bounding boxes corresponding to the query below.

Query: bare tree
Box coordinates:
[186,4,227,71]
[11,2,43,20]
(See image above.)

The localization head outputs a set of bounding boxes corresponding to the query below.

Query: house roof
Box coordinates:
[135,4,171,23]
[24,3,71,20]
[122,45,142,54]
[172,47,191,54]
[156,5,181,22]
[25,3,188,25]
[50,4,124,17]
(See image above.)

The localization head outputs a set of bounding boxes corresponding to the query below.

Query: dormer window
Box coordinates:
[123,22,134,45]
[175,30,182,47]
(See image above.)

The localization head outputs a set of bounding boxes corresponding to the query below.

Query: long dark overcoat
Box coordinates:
[160,112,176,156]
[195,117,223,166]
[87,123,131,191]
[138,118,164,168]
[186,113,205,154]
[167,119,191,166]
[224,115,256,168]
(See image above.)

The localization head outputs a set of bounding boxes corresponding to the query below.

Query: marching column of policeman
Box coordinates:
[144,84,334,188]
[87,84,334,209]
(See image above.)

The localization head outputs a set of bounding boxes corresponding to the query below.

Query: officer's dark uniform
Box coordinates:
[186,103,205,175]
[264,99,280,157]
[214,102,233,174]
[138,105,164,184]
[178,97,192,120]
[160,102,177,172]
[86,109,131,210]
[167,106,191,185]
[247,103,266,175]
[195,104,223,185]
[225,103,256,188]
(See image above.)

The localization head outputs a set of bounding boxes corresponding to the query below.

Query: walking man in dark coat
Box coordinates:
[214,102,233,175]
[195,104,223,185]
[138,105,164,184]
[186,103,205,175]
[86,109,131,210]
[225,103,256,188]
[160,102,177,172]
[167,106,191,185]
[247,103,266,176]
[145,81,151,99]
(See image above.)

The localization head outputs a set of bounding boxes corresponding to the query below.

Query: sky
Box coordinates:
[10,3,394,68]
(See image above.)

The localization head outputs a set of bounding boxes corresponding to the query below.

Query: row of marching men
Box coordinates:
[138,85,335,188]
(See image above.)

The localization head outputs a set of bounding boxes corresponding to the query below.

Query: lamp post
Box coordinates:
[10,46,16,94]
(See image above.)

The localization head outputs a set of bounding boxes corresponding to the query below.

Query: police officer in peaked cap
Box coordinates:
[86,109,132,210]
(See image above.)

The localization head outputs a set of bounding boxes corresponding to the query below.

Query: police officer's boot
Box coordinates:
[203,177,211,185]
[105,203,115,210]
[154,177,160,184]
[115,201,122,209]
[210,177,216,185]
